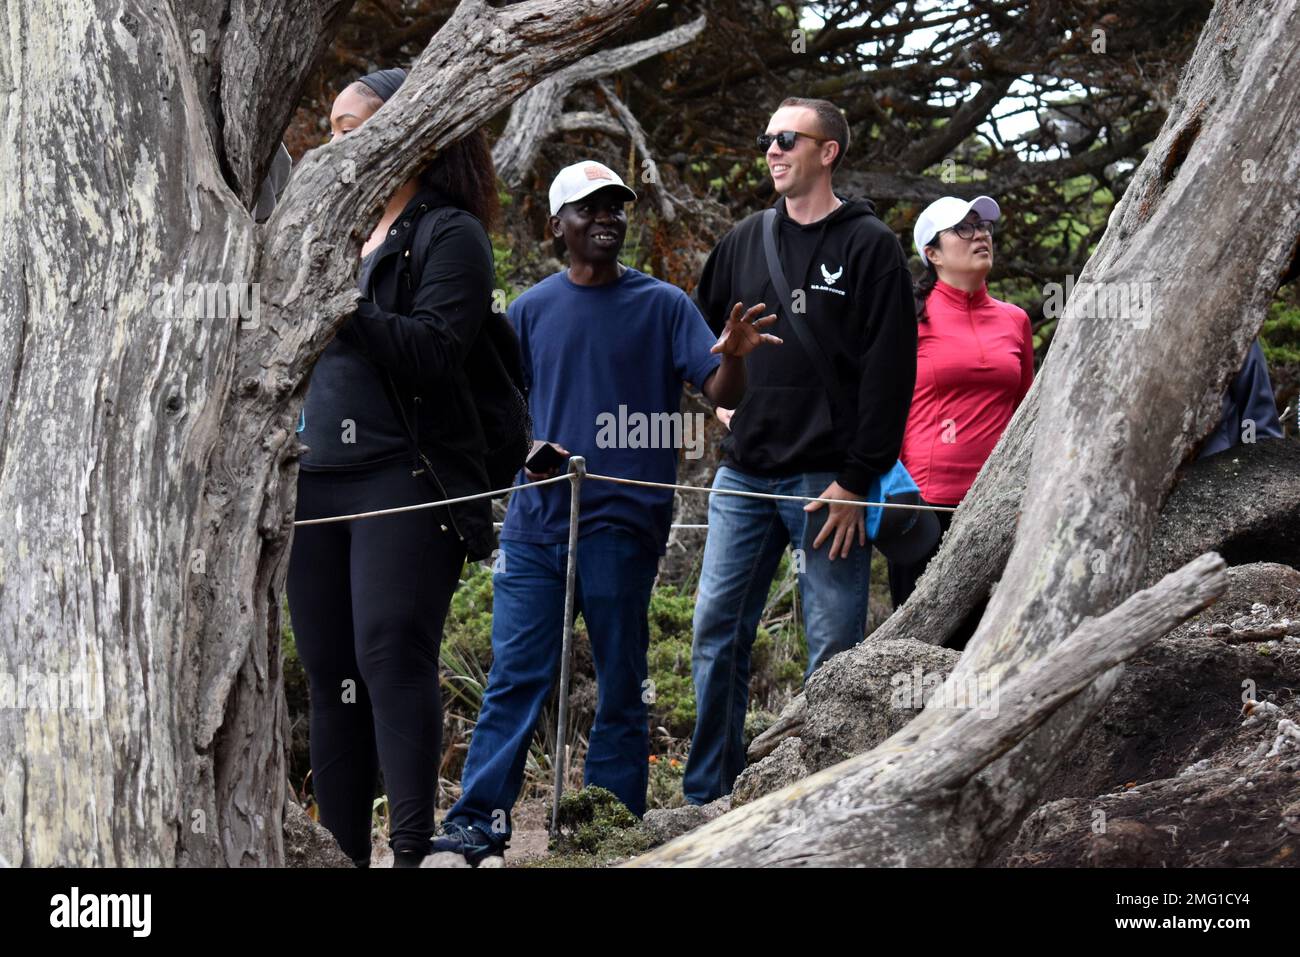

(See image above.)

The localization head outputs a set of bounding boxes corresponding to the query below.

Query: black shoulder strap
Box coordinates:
[402,204,459,289]
[761,207,839,401]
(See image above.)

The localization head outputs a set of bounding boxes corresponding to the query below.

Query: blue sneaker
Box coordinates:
[430,819,506,867]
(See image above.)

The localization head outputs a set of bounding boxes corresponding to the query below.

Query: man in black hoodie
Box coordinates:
[683,97,917,804]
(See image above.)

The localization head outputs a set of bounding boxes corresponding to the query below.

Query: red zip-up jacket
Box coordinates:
[900,279,1034,505]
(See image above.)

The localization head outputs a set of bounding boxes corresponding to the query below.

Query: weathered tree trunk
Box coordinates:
[633,0,1300,866]
[0,0,655,867]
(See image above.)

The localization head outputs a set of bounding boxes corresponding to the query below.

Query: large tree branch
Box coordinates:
[492,13,706,186]
[253,0,658,387]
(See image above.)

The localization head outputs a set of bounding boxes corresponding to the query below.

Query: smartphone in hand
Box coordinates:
[525,440,568,476]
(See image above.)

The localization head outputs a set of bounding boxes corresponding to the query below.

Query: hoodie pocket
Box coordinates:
[728,385,836,471]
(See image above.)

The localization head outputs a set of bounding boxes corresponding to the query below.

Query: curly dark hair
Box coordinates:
[421,127,500,230]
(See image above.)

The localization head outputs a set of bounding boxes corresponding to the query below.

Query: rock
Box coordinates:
[731,639,960,804]
[1143,439,1300,584]
[1006,720,1300,866]
[642,797,731,846]
[282,799,352,868]
[420,851,472,868]
[732,737,807,806]
[1004,563,1300,866]
[1022,564,1300,813]
[800,638,961,774]
[1168,562,1300,632]
[747,694,807,761]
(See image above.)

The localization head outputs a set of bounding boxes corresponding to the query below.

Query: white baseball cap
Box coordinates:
[548,160,638,216]
[913,195,1001,262]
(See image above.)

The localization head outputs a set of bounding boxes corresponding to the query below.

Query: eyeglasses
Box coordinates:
[945,219,996,241]
[756,130,826,152]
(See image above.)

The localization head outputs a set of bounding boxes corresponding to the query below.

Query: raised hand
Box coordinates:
[710,301,783,356]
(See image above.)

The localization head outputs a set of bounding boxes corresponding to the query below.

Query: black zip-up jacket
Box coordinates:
[693,195,917,495]
[335,186,496,559]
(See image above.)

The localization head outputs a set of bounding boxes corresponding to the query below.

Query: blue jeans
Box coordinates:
[446,528,659,840]
[683,466,872,804]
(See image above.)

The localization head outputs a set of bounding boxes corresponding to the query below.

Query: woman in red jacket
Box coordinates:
[890,196,1034,626]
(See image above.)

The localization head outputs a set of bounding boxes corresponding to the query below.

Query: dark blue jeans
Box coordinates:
[446,527,659,840]
[683,466,873,805]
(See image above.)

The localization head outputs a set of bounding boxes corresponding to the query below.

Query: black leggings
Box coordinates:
[887,500,982,652]
[287,460,465,861]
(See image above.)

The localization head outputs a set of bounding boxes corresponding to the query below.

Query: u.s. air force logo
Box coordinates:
[810,262,847,296]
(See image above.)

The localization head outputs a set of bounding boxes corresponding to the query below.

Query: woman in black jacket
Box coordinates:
[287,68,500,867]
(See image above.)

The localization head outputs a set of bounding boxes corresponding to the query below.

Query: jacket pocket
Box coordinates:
[728,385,836,471]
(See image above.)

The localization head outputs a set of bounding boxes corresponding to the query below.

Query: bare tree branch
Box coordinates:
[492,13,706,186]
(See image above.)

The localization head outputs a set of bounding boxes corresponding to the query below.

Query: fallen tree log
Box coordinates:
[748,436,1300,763]
[630,553,1228,865]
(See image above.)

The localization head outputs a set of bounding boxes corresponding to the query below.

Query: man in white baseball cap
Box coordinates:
[431,158,780,865]
[912,194,1000,261]
[547,160,638,216]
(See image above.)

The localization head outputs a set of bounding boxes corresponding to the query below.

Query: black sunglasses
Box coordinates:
[756,130,827,152]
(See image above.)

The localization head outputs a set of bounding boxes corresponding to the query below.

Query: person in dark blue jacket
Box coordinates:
[1198,339,1284,458]
[287,68,505,868]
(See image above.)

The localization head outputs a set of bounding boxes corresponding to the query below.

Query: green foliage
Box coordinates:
[646,584,697,737]
[647,753,687,810]
[444,561,496,669]
[543,785,653,865]
[1261,291,1300,366]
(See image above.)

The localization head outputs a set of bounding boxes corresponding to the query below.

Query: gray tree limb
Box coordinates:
[492,14,706,186]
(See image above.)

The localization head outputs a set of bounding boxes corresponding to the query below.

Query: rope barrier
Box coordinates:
[293,465,957,527]
[585,472,958,513]
[290,454,953,824]
[291,473,571,526]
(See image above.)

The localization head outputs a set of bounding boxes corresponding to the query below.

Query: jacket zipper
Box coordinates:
[967,298,987,365]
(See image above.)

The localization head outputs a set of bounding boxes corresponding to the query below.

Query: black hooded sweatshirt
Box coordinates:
[693,194,917,496]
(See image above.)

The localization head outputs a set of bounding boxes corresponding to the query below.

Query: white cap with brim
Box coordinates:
[548,161,638,216]
[913,195,1001,262]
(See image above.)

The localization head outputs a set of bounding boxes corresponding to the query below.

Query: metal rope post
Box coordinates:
[551,454,585,834]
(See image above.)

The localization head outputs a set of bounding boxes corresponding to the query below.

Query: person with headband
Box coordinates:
[287,67,509,867]
[891,195,1034,635]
